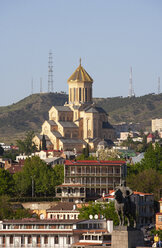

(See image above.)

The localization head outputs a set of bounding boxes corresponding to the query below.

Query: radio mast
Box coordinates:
[48,50,53,92]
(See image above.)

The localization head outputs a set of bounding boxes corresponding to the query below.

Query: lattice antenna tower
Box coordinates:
[40,77,42,93]
[31,78,33,95]
[158,76,160,94]
[129,67,134,97]
[48,50,53,92]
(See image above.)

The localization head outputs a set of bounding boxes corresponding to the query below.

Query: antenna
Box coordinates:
[40,77,42,93]
[31,78,33,95]
[48,50,53,93]
[158,77,160,94]
[129,67,135,97]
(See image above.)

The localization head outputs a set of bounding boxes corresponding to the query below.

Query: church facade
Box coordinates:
[33,61,115,152]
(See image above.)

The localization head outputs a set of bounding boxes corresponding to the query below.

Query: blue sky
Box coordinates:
[0,0,162,106]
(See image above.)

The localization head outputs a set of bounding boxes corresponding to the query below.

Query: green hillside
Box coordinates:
[0,92,162,144]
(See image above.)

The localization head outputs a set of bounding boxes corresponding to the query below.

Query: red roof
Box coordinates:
[147,133,154,138]
[65,160,125,166]
[133,191,153,196]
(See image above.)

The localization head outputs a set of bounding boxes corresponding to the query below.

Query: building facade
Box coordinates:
[33,61,115,152]
[156,198,162,230]
[56,160,126,202]
[0,218,112,248]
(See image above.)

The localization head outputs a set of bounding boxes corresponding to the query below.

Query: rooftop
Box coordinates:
[59,121,78,128]
[68,62,93,83]
[65,160,126,166]
[47,202,78,211]
[54,106,72,112]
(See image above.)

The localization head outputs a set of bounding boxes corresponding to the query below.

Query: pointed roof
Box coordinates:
[68,60,93,83]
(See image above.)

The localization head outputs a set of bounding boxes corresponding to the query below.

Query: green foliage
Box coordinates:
[98,149,122,160]
[2,150,19,161]
[0,169,15,196]
[76,154,97,160]
[85,144,89,158]
[0,195,35,220]
[78,202,119,226]
[42,135,47,150]
[0,145,4,156]
[0,195,13,219]
[16,131,37,155]
[151,228,162,241]
[140,143,162,172]
[127,169,162,200]
[13,157,64,197]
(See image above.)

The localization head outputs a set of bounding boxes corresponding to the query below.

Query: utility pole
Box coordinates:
[128,67,135,97]
[31,78,33,95]
[158,76,160,94]
[40,77,42,93]
[31,176,35,198]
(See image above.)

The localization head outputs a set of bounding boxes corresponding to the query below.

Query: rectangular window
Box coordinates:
[67,236,71,244]
[79,88,81,102]
[10,236,13,244]
[74,88,76,101]
[85,88,87,102]
[21,236,25,245]
[54,235,59,244]
[28,236,32,244]
[44,236,48,244]
[158,216,162,222]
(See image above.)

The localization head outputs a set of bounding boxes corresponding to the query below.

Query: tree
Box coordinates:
[140,143,162,172]
[42,135,47,150]
[0,169,15,196]
[16,131,37,155]
[0,145,4,156]
[0,195,36,220]
[78,202,119,226]
[85,144,89,158]
[0,195,13,219]
[13,156,64,197]
[127,169,162,200]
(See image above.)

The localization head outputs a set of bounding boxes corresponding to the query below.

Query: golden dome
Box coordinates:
[68,60,93,83]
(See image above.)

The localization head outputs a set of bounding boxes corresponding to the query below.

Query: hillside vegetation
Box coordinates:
[0,92,162,144]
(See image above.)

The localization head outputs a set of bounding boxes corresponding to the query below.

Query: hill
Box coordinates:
[0,92,162,144]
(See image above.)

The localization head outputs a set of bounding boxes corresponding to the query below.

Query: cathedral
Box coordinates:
[33,61,115,152]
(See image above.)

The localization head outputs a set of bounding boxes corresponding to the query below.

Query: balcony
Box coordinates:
[56,193,85,198]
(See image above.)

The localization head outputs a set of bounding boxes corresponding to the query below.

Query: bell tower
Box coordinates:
[67,59,93,105]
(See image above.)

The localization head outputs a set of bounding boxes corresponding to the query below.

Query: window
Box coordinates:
[37,236,41,245]
[85,88,87,102]
[44,236,48,244]
[67,236,71,244]
[79,88,81,102]
[10,236,13,244]
[21,236,25,245]
[54,235,59,244]
[74,88,76,101]
[158,216,162,222]
[28,235,32,244]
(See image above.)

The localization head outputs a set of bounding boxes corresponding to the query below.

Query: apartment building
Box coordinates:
[0,218,112,248]
[56,160,126,202]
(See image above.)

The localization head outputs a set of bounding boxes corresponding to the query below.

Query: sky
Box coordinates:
[0,0,162,106]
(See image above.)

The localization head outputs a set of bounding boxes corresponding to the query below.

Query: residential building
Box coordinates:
[152,118,162,133]
[33,61,115,152]
[101,190,154,228]
[0,219,78,248]
[156,198,162,230]
[46,202,80,220]
[56,160,126,202]
[0,218,112,248]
